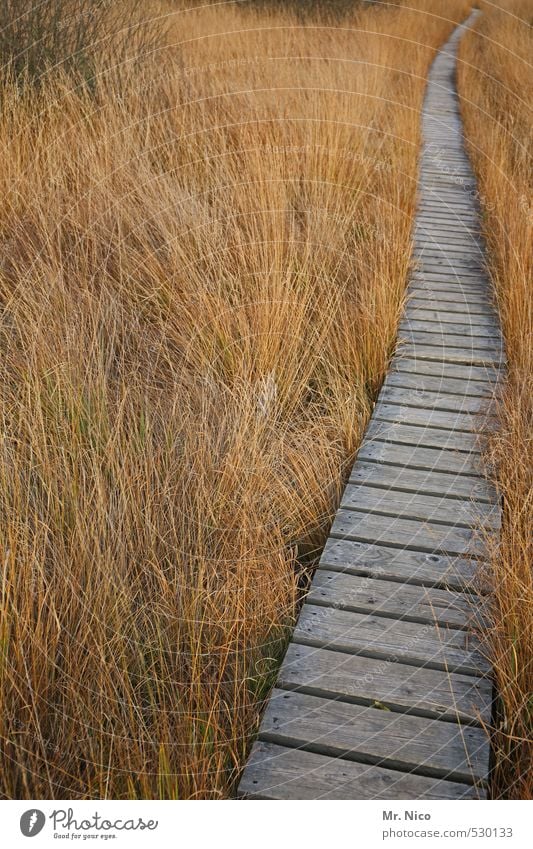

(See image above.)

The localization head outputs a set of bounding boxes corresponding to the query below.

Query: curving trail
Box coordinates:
[238,10,504,800]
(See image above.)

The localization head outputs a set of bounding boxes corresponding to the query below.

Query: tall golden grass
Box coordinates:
[458,0,532,800]
[0,0,472,798]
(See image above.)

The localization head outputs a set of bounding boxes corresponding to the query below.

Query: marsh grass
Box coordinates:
[0,0,163,88]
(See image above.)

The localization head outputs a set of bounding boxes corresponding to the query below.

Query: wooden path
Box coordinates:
[239,11,504,800]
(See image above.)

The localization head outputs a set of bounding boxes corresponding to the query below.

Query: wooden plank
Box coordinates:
[364,418,484,453]
[413,227,483,240]
[414,228,482,240]
[407,299,499,317]
[239,742,482,800]
[400,328,503,347]
[340,483,499,530]
[415,259,486,274]
[293,604,489,676]
[416,215,479,226]
[373,400,496,432]
[420,182,476,192]
[309,570,481,629]
[414,237,484,252]
[407,294,494,310]
[414,242,484,257]
[378,385,496,414]
[412,259,487,276]
[409,288,490,303]
[421,184,473,194]
[383,371,496,400]
[408,288,492,305]
[258,691,489,783]
[278,644,492,723]
[415,204,478,216]
[392,357,501,382]
[420,175,473,183]
[409,275,488,290]
[349,460,496,504]
[420,168,475,177]
[418,197,478,209]
[412,263,485,276]
[419,171,473,179]
[414,260,486,276]
[415,224,482,239]
[330,509,486,557]
[357,440,483,476]
[319,537,486,592]
[405,307,499,325]
[401,319,500,339]
[396,343,504,366]
[420,217,482,227]
[411,271,487,287]
[415,246,483,258]
[419,201,478,209]
[319,537,482,590]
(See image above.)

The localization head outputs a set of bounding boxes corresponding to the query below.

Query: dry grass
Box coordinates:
[0,0,472,798]
[458,0,532,800]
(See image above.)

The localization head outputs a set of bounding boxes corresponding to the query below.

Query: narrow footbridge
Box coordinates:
[239,10,504,800]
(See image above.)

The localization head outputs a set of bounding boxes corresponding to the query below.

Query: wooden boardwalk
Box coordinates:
[239,11,504,800]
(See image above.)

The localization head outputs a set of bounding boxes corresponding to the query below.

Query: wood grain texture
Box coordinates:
[277,644,492,723]
[293,604,489,676]
[239,742,482,799]
[318,538,481,591]
[258,690,489,782]
[307,571,483,629]
[349,459,496,503]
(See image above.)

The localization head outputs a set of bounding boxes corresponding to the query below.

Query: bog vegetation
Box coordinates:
[458,0,532,799]
[1,0,529,801]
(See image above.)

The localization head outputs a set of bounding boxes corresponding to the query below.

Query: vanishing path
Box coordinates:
[239,11,504,800]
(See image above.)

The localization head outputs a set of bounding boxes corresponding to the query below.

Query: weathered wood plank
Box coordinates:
[414,222,481,236]
[378,384,496,414]
[414,228,482,243]
[415,261,486,277]
[411,273,488,288]
[293,604,489,676]
[401,320,500,340]
[373,401,496,433]
[408,290,490,305]
[278,644,492,723]
[239,742,482,799]
[405,307,499,325]
[392,357,501,382]
[340,483,499,530]
[384,371,496,400]
[364,418,484,454]
[330,509,486,557]
[399,331,504,353]
[406,299,499,318]
[258,691,489,783]
[409,291,489,305]
[308,571,482,629]
[396,344,504,366]
[414,244,484,259]
[350,459,496,503]
[414,230,483,242]
[319,538,481,591]
[357,440,483,475]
